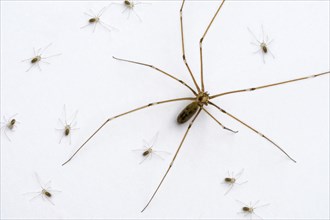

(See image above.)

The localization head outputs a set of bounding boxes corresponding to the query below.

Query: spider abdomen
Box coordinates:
[177,102,199,124]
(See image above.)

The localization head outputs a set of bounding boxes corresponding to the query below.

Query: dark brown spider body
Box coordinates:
[177,92,209,124]
[243,206,252,212]
[65,127,70,136]
[224,177,234,183]
[31,56,40,63]
[261,43,268,53]
[42,189,52,197]
[143,150,150,156]
[8,119,16,129]
[89,17,99,23]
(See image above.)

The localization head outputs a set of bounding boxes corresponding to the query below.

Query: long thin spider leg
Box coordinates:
[141,108,202,212]
[248,27,261,44]
[199,0,226,92]
[40,43,52,56]
[180,0,201,93]
[69,110,78,127]
[268,49,275,59]
[42,53,62,60]
[112,56,197,95]
[224,184,234,195]
[99,21,118,32]
[235,168,244,178]
[252,211,263,220]
[81,23,90,29]
[131,8,142,22]
[26,64,37,72]
[62,97,195,166]
[99,21,118,31]
[236,199,249,207]
[210,71,330,99]
[84,12,93,17]
[152,152,165,160]
[93,22,97,33]
[254,203,270,209]
[202,107,238,133]
[139,155,150,164]
[209,102,297,163]
[97,6,108,17]
[36,63,42,71]
[122,7,129,14]
[3,129,12,142]
[150,132,159,147]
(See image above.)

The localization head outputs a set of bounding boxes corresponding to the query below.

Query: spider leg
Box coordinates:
[202,107,238,133]
[180,0,201,93]
[209,102,296,163]
[199,0,225,92]
[112,56,197,95]
[26,64,37,72]
[248,27,261,44]
[93,22,97,33]
[81,23,91,29]
[224,183,234,195]
[3,129,12,142]
[131,8,142,22]
[62,97,195,166]
[141,108,202,212]
[210,71,330,99]
[42,53,61,60]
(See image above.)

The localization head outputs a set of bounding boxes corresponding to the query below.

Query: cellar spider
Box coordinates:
[62,0,330,212]
[21,43,61,72]
[236,200,270,219]
[81,6,118,33]
[25,173,61,206]
[248,26,275,63]
[1,114,19,141]
[113,0,147,22]
[56,105,79,144]
[133,132,170,164]
[223,169,247,195]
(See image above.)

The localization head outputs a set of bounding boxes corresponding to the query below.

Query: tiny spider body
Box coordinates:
[64,125,71,136]
[31,56,41,64]
[7,118,16,130]
[89,17,100,23]
[261,43,268,53]
[42,189,52,198]
[224,177,236,183]
[63,0,329,212]
[142,148,152,156]
[242,206,253,213]
[124,0,135,8]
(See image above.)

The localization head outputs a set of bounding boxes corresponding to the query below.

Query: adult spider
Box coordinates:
[62,0,329,212]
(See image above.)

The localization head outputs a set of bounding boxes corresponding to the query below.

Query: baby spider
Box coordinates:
[1,114,19,141]
[56,105,78,144]
[62,0,329,212]
[25,173,61,206]
[113,0,148,22]
[248,26,274,63]
[237,200,270,219]
[81,6,117,33]
[223,169,247,195]
[21,43,61,72]
[133,132,170,164]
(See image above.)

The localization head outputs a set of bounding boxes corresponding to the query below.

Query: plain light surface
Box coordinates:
[1,0,329,219]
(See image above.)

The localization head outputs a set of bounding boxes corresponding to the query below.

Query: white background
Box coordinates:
[1,0,329,219]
